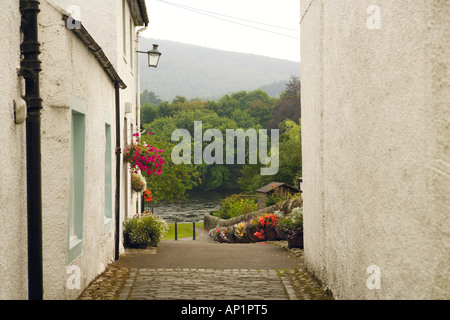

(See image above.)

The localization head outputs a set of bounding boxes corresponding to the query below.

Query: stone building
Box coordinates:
[300,0,449,299]
[0,0,149,299]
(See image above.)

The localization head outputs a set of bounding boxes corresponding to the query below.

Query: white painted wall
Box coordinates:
[47,0,143,249]
[39,1,119,299]
[0,0,28,300]
[301,0,449,299]
[0,0,143,299]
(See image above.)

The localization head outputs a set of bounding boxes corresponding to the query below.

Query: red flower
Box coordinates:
[254,230,265,240]
[143,189,153,202]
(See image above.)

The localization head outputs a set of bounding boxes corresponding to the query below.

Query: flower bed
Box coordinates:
[208,208,303,246]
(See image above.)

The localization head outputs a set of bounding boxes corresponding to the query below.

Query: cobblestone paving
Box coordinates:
[78,243,331,301]
[121,268,289,300]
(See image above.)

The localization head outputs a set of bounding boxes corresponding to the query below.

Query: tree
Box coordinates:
[238,120,301,193]
[141,90,163,106]
[266,76,301,130]
[140,103,159,125]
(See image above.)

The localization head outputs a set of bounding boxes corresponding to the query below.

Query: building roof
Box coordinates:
[130,0,149,26]
[256,182,299,194]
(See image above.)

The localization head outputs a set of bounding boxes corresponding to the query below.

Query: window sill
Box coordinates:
[67,237,83,265]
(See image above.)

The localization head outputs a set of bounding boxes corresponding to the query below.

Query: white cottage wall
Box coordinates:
[39,1,119,299]
[0,0,145,300]
[301,0,449,299]
[0,0,28,299]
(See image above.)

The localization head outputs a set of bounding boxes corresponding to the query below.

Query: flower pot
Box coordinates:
[237,236,253,243]
[216,237,226,243]
[287,233,304,249]
[266,229,280,241]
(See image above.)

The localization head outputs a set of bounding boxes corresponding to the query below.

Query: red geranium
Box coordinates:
[258,213,279,228]
[143,189,153,202]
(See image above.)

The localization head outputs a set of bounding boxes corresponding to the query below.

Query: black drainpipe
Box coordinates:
[19,0,44,300]
[114,82,121,260]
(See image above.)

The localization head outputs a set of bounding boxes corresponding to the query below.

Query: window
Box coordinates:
[104,123,113,233]
[67,98,86,265]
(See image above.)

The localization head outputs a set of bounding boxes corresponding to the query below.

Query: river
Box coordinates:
[145,190,235,223]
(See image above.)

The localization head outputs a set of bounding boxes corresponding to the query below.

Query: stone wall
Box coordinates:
[204,198,302,231]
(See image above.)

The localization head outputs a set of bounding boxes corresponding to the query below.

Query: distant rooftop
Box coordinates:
[256,182,299,194]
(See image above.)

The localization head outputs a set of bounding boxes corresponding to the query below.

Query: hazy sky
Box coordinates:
[141,0,301,62]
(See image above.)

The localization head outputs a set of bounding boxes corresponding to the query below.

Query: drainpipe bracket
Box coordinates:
[18,67,37,81]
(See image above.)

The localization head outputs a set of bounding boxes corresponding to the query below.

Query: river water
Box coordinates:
[145,190,234,223]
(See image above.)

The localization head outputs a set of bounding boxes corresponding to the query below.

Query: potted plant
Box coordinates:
[234,222,251,243]
[244,218,265,242]
[258,213,281,241]
[123,211,169,248]
[276,207,303,248]
[224,226,237,243]
[286,227,303,249]
[209,228,223,242]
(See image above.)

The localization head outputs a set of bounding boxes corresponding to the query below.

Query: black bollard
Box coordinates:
[193,222,196,240]
[175,223,177,241]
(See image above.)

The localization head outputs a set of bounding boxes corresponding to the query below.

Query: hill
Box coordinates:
[139,38,300,101]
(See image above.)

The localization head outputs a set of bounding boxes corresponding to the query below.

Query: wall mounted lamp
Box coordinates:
[137,44,162,68]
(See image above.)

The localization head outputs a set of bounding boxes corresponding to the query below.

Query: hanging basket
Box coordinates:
[131,172,146,193]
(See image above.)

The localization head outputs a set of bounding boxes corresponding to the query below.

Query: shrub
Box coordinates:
[123,211,169,248]
[214,194,257,219]
[266,185,302,207]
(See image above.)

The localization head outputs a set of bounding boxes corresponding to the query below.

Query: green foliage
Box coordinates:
[214,194,257,220]
[141,90,163,106]
[238,119,302,194]
[139,80,302,200]
[123,212,169,248]
[266,76,301,130]
[140,103,159,124]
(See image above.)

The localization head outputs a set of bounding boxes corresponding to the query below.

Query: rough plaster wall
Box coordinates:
[301,0,449,299]
[0,0,28,299]
[39,2,117,299]
[48,0,140,250]
[49,0,119,68]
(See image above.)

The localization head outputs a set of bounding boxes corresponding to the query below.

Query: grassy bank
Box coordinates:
[163,222,204,240]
